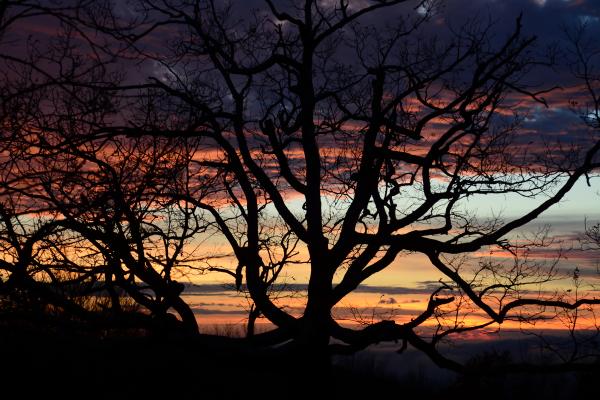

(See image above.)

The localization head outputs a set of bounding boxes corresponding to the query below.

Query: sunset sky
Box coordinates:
[5,0,600,336]
[170,0,600,333]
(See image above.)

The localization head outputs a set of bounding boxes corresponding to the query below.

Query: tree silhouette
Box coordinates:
[2,0,600,373]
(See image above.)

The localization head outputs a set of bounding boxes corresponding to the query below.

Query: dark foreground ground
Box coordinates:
[1,326,599,400]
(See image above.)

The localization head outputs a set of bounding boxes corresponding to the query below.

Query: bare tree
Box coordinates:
[1,3,215,333]
[2,0,600,373]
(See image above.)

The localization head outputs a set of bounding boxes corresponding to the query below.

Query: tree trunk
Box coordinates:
[168,295,199,336]
[290,311,332,394]
[246,304,260,338]
[296,266,334,385]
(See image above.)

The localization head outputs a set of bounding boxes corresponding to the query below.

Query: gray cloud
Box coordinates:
[183,283,442,296]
